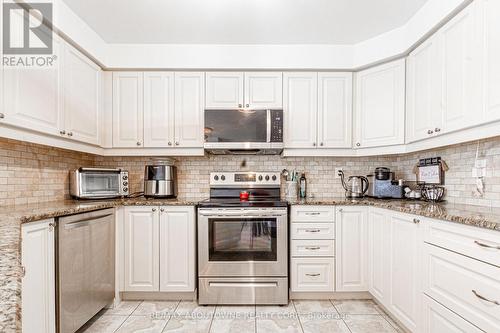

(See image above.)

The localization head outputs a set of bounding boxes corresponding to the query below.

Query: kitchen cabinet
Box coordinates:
[318,73,353,148]
[479,0,500,123]
[205,72,282,109]
[388,212,421,333]
[123,206,160,292]
[159,206,196,292]
[63,43,101,145]
[112,72,144,148]
[3,36,63,137]
[205,72,244,109]
[122,206,196,293]
[174,72,205,147]
[283,72,318,148]
[335,206,368,292]
[143,72,175,148]
[354,59,405,148]
[291,258,335,292]
[368,208,391,304]
[21,219,56,333]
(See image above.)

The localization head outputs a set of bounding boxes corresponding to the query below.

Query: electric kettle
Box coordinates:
[339,170,369,198]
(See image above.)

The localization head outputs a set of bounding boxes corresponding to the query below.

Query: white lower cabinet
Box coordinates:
[122,205,195,293]
[290,205,335,293]
[368,208,391,304]
[335,206,368,292]
[21,219,56,333]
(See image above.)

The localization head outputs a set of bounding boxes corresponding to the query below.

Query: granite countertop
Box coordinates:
[2,196,500,332]
[289,197,500,231]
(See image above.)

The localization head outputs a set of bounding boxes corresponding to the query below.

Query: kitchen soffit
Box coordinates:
[62,0,428,45]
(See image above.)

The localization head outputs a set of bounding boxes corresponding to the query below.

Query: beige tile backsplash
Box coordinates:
[1,135,500,207]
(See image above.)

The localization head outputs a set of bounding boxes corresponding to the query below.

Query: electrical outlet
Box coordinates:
[335,168,343,179]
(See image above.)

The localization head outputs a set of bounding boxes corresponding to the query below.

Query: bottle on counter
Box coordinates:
[299,173,307,198]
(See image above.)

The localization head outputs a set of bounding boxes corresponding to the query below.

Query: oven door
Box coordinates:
[198,208,288,277]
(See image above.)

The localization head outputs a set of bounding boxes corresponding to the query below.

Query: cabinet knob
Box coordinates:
[238,104,242,108]
[320,142,324,146]
[435,127,441,133]
[338,208,343,212]
[160,208,165,212]
[152,208,157,212]
[413,218,420,224]
[48,222,56,231]
[312,142,316,147]
[0,113,5,119]
[356,143,361,147]
[246,104,249,108]
[136,142,141,146]
[67,132,73,137]
[168,142,172,146]
[175,141,179,146]
[59,130,66,135]
[427,129,434,135]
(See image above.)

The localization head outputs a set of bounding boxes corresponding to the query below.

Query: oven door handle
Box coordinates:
[199,214,285,218]
[198,210,286,218]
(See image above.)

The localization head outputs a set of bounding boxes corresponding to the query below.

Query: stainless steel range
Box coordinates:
[197,172,288,305]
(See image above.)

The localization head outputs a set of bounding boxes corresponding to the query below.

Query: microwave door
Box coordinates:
[204,110,268,144]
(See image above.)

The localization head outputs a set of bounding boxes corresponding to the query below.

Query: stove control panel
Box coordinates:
[210,172,281,186]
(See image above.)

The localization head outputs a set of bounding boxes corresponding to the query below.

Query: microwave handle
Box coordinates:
[79,167,122,173]
[266,109,271,143]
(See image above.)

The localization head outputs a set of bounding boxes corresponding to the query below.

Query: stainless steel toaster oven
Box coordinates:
[70,168,129,199]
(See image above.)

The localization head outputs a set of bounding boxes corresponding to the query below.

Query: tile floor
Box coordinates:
[78,299,404,333]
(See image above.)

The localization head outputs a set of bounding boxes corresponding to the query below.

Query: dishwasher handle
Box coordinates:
[63,213,114,230]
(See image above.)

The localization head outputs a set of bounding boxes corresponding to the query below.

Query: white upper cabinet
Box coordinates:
[407,35,443,143]
[159,206,196,292]
[143,72,175,148]
[284,72,318,148]
[479,0,500,123]
[318,73,353,148]
[336,207,368,292]
[112,72,144,148]
[63,43,101,145]
[244,72,283,109]
[3,36,63,136]
[174,72,205,147]
[205,72,244,109]
[205,72,282,109]
[440,2,480,133]
[354,59,405,148]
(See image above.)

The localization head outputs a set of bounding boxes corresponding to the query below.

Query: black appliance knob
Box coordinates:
[214,175,219,181]
[123,181,128,186]
[123,187,128,192]
[265,175,270,181]
[272,175,277,181]
[122,175,128,180]
[221,175,226,181]
[258,175,263,181]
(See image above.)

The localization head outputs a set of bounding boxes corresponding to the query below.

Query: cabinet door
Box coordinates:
[3,36,63,136]
[112,72,144,148]
[389,213,421,332]
[144,72,175,147]
[244,72,283,109]
[283,72,318,148]
[407,36,442,142]
[368,208,390,306]
[480,0,500,122]
[318,73,352,148]
[174,72,204,148]
[335,207,368,292]
[354,59,405,148]
[63,43,101,145]
[123,206,159,292]
[440,3,479,133]
[205,72,244,109]
[159,206,195,292]
[22,219,56,333]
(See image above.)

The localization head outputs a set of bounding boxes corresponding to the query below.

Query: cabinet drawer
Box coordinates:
[291,206,335,222]
[422,295,483,333]
[291,223,335,240]
[423,244,500,333]
[424,218,500,267]
[291,239,335,257]
[291,258,334,292]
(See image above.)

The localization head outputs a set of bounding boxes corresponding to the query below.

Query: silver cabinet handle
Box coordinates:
[67,132,73,137]
[305,246,321,250]
[305,212,320,216]
[427,129,434,135]
[305,229,321,233]
[474,240,500,250]
[136,142,141,146]
[338,208,343,212]
[21,266,26,277]
[48,222,56,231]
[356,142,361,147]
[59,130,66,135]
[413,218,420,224]
[435,127,441,133]
[175,141,179,146]
[152,208,157,212]
[168,142,172,146]
[0,113,4,119]
[305,273,320,277]
[472,290,500,305]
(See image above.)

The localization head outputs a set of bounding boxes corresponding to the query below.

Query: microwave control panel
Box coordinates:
[270,110,283,142]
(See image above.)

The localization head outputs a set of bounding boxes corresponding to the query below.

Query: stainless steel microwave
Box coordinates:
[70,168,129,199]
[204,109,283,155]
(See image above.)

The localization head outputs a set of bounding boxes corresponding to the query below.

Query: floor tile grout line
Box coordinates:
[160,300,182,333]
[291,300,306,333]
[329,299,353,333]
[112,300,143,333]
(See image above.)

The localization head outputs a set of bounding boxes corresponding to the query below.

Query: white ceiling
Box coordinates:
[62,0,429,45]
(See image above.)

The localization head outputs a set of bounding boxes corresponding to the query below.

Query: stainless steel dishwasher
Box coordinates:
[57,208,115,333]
